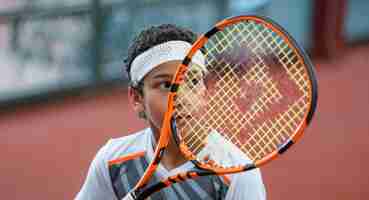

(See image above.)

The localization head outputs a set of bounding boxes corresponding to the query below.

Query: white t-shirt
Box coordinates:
[75,128,266,200]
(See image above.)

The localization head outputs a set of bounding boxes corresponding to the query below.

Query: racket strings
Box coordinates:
[175,21,311,166]
[239,21,309,93]
[238,23,309,159]
[181,54,278,159]
[245,56,282,115]
[180,60,277,160]
[250,22,309,93]
[241,96,307,160]
[179,66,241,152]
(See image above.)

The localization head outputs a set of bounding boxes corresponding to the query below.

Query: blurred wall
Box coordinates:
[0,87,146,199]
[1,44,369,200]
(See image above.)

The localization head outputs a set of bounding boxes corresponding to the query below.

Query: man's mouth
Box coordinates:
[176,115,192,121]
[175,114,194,125]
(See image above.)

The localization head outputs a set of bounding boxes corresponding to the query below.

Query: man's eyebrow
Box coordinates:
[151,74,173,80]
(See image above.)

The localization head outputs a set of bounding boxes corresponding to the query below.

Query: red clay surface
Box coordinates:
[1,45,368,200]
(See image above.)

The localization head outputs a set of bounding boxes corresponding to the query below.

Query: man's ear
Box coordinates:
[128,86,145,116]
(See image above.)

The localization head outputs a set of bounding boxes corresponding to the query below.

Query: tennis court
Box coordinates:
[0,0,368,199]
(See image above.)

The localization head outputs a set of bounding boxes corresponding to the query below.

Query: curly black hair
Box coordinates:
[124,24,198,86]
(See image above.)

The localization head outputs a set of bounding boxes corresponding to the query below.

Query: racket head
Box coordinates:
[167,15,318,173]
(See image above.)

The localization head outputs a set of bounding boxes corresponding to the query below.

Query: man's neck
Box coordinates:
[150,126,187,170]
[161,138,187,170]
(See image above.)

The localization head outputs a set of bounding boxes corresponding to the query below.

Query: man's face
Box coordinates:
[130,61,206,141]
[139,60,181,132]
[175,64,208,127]
[134,60,207,134]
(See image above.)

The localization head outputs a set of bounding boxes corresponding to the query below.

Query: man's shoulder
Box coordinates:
[100,128,151,163]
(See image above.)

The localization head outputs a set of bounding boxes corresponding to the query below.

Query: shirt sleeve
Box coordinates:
[75,141,118,200]
[224,168,266,200]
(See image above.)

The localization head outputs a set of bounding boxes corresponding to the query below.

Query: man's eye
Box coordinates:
[159,81,171,90]
[191,78,199,86]
[186,77,201,88]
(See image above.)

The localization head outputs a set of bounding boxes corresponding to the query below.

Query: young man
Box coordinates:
[75,24,266,200]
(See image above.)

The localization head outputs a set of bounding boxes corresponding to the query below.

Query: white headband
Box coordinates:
[130,40,205,86]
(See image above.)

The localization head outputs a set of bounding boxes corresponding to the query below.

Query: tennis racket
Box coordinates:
[123,15,318,200]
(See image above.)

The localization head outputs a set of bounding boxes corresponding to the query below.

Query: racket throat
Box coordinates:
[135,182,168,200]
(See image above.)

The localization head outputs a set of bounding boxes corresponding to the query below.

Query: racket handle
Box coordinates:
[121,192,136,200]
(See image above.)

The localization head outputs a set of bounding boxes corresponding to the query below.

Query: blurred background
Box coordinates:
[0,0,368,199]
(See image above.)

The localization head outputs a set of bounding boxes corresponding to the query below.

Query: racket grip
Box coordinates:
[121,192,136,200]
